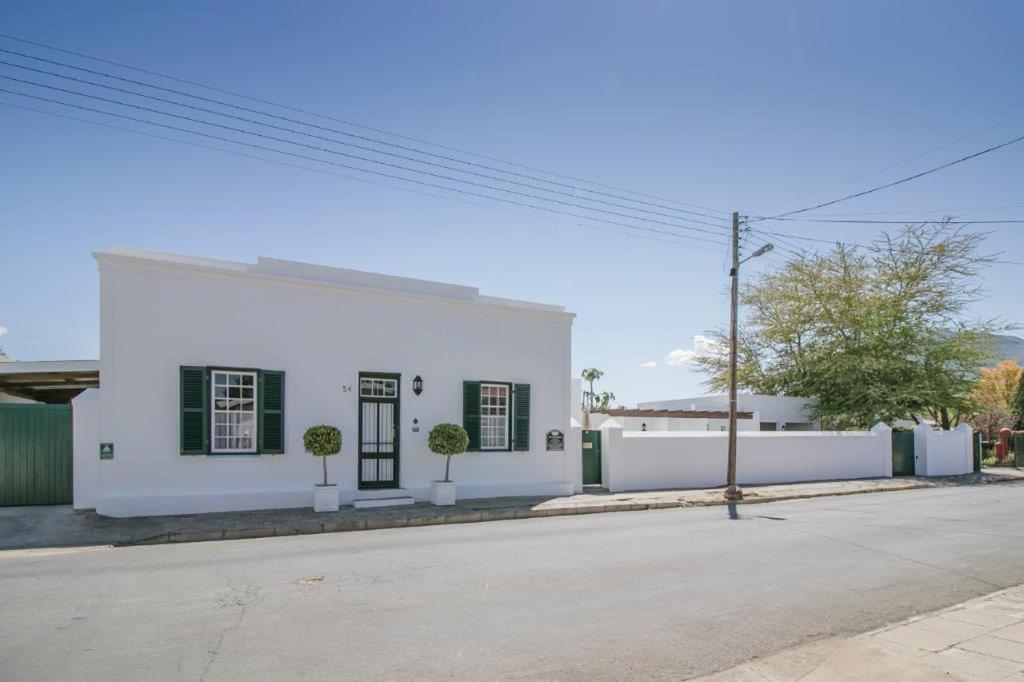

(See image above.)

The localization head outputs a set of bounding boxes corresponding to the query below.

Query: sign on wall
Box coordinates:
[545,430,564,451]
[99,443,114,460]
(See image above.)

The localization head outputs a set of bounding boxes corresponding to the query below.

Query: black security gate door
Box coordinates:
[358,374,400,489]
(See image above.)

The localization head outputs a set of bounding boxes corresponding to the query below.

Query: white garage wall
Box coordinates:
[601,423,894,492]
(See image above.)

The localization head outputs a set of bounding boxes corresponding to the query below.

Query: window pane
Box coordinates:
[211,370,258,453]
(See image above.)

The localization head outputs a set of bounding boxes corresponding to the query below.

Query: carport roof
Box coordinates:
[0,360,99,404]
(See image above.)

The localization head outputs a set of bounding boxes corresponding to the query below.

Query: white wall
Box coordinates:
[72,388,101,510]
[914,423,973,476]
[86,251,577,516]
[602,423,892,492]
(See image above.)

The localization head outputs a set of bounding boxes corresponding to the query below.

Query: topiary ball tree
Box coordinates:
[303,425,342,486]
[428,423,469,483]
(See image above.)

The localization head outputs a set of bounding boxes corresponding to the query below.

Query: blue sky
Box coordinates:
[1,1,1022,406]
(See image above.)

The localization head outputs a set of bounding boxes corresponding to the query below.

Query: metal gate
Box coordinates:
[358,373,400,489]
[892,429,915,476]
[582,430,602,485]
[0,404,72,506]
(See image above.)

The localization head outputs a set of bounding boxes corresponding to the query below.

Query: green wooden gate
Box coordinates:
[891,429,915,477]
[0,404,72,506]
[581,430,602,486]
[1013,432,1024,468]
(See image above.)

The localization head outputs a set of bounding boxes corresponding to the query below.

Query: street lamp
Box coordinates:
[725,210,773,502]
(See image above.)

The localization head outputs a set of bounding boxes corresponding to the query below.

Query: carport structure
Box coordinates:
[0,360,99,506]
[0,360,99,403]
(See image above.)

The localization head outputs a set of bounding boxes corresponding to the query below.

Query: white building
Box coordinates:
[587,408,761,432]
[638,394,818,431]
[74,247,580,517]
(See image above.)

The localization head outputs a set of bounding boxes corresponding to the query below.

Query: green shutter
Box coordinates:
[463,380,481,451]
[513,383,530,451]
[259,370,285,454]
[180,366,208,455]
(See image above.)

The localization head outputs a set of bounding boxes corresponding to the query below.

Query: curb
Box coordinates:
[115,475,1023,547]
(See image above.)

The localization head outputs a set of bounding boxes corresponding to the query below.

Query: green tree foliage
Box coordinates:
[303,424,342,486]
[1012,378,1024,431]
[428,423,469,483]
[581,368,604,410]
[694,223,997,429]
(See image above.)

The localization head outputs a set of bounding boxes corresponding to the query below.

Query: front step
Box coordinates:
[353,496,415,509]
[353,488,416,509]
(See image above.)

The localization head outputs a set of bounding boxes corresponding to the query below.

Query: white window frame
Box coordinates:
[480,382,511,451]
[211,370,258,454]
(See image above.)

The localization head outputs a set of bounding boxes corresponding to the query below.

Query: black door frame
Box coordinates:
[357,372,400,489]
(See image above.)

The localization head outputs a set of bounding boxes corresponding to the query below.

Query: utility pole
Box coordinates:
[725,212,743,501]
[724,214,773,502]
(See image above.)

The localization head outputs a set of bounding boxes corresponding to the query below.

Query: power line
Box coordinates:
[0,99,727,252]
[0,90,731,248]
[0,56,731,230]
[1,74,732,242]
[756,112,1024,212]
[765,132,1024,219]
[0,33,730,217]
[757,217,1024,225]
[792,205,1024,218]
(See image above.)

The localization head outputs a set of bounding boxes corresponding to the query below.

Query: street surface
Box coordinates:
[3,483,1024,680]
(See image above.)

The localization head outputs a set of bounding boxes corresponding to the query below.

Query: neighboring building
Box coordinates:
[588,408,760,432]
[74,247,579,517]
[637,394,818,431]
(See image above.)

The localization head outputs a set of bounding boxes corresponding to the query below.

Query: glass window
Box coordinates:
[359,377,398,398]
[211,370,257,453]
[480,383,509,450]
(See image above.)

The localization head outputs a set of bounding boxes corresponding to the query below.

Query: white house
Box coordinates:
[74,247,580,517]
[586,408,761,432]
[638,394,818,431]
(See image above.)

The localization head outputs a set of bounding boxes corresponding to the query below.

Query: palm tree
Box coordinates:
[581,368,604,410]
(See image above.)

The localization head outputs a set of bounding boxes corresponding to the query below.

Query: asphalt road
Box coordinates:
[3,484,1024,681]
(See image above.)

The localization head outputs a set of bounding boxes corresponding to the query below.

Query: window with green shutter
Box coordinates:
[180,366,285,456]
[462,380,481,451]
[180,366,209,455]
[513,383,530,451]
[463,380,531,452]
[259,370,285,454]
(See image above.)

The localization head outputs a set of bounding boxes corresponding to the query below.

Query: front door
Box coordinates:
[581,430,602,486]
[358,373,400,489]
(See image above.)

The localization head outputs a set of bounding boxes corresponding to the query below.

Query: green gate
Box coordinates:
[892,429,915,477]
[581,430,602,486]
[1013,432,1024,468]
[0,404,72,506]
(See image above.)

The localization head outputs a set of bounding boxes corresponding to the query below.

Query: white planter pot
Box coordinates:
[313,484,340,512]
[430,481,456,506]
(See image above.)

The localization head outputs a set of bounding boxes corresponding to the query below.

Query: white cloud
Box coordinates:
[641,361,658,368]
[0,325,7,336]
[664,334,722,366]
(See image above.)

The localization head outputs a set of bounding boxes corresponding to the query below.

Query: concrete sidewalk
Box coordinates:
[2,469,1021,550]
[701,584,1024,681]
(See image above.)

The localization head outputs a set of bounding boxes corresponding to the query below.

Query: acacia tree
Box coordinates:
[694,223,998,429]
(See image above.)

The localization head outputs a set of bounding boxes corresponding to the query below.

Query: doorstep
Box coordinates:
[2,469,1022,550]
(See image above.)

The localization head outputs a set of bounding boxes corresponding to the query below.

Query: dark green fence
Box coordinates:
[891,429,915,476]
[0,404,72,506]
[1013,432,1024,469]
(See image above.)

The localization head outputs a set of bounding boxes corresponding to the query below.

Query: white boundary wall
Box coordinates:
[601,423,893,492]
[914,423,973,476]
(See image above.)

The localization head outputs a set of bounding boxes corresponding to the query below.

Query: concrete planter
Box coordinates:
[313,484,339,512]
[430,481,456,506]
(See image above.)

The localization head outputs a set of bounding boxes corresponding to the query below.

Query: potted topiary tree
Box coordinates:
[427,423,469,506]
[304,424,342,512]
